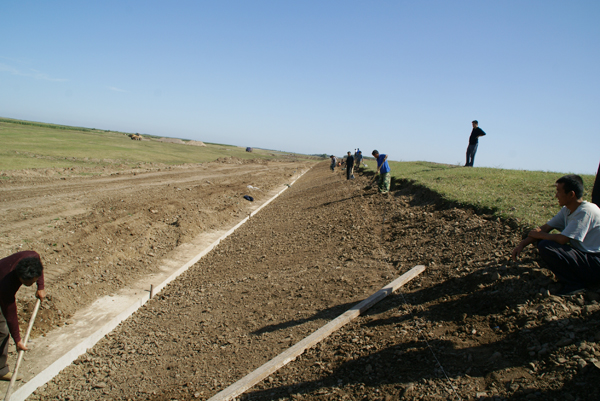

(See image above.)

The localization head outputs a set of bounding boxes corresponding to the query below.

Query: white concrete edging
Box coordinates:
[9,167,310,401]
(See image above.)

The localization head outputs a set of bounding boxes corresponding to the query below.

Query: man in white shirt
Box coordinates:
[511,175,600,296]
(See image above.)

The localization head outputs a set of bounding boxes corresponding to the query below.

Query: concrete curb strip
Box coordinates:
[9,168,310,401]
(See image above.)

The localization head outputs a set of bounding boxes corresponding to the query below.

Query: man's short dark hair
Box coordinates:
[372,150,379,156]
[556,174,584,199]
[15,257,43,281]
[472,120,478,124]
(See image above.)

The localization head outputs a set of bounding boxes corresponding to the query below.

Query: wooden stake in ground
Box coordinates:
[208,264,426,401]
[4,299,41,401]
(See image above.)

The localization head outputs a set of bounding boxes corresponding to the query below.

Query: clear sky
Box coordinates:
[1,1,598,174]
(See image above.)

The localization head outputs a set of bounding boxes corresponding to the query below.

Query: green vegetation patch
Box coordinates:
[0,119,316,171]
[0,117,100,132]
[381,161,595,228]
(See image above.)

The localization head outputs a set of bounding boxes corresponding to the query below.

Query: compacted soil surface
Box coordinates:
[6,161,600,400]
[0,158,308,338]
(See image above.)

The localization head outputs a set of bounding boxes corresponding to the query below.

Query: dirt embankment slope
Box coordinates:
[0,158,310,339]
[28,162,600,400]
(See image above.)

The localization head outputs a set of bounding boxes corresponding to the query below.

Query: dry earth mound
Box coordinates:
[186,140,207,147]
[156,137,186,144]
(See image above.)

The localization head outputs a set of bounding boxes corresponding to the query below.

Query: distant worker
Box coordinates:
[345,151,355,180]
[511,175,600,296]
[330,155,337,172]
[593,161,600,207]
[465,120,486,167]
[372,150,391,194]
[355,150,363,170]
[0,251,46,380]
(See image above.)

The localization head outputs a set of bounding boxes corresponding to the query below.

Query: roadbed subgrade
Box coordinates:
[2,164,309,399]
[29,162,589,401]
[30,163,403,399]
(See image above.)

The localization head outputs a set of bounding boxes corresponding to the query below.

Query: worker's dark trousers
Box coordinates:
[0,312,10,376]
[465,143,478,167]
[538,240,600,290]
[592,161,600,207]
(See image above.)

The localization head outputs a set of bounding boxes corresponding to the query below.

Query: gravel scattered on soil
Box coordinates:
[0,158,308,339]
[9,161,600,400]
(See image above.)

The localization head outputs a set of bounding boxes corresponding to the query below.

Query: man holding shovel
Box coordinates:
[372,150,391,194]
[0,251,45,381]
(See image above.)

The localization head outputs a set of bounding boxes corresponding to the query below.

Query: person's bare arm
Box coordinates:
[511,224,560,261]
[527,227,570,244]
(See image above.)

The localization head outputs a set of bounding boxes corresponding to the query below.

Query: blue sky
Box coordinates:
[1,1,598,174]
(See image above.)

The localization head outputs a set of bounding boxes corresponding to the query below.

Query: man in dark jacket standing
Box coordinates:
[465,120,486,167]
[345,151,355,180]
[0,251,45,381]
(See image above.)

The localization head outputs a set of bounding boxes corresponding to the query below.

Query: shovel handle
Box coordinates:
[4,298,41,401]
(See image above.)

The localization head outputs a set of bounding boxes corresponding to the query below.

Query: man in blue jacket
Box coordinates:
[372,150,390,194]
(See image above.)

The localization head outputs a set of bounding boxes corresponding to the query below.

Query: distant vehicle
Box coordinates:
[246,147,253,152]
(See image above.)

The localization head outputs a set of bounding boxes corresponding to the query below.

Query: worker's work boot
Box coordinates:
[0,372,21,381]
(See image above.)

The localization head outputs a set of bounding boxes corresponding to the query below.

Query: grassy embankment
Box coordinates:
[0,117,318,172]
[373,161,596,229]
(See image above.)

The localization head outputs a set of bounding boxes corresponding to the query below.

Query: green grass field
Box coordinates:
[0,117,316,171]
[376,161,596,228]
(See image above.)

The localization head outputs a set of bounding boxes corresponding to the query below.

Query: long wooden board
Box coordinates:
[208,264,426,401]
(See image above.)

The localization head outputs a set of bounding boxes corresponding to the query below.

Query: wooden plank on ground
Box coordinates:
[208,264,426,401]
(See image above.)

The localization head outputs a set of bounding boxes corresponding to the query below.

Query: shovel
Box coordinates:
[365,173,378,190]
[4,298,41,401]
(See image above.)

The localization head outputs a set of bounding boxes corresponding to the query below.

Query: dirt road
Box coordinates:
[5,160,600,400]
[0,158,309,338]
